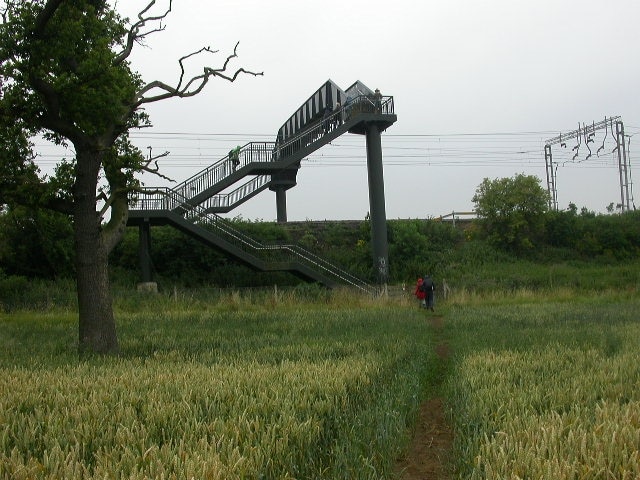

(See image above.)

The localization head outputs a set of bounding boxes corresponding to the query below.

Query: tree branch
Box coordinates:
[142,150,173,182]
[32,0,65,37]
[24,0,77,144]
[97,189,123,221]
[135,42,263,106]
[114,0,173,65]
[29,74,89,148]
[100,187,130,254]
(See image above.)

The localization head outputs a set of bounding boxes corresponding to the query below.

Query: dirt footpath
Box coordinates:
[393,316,454,480]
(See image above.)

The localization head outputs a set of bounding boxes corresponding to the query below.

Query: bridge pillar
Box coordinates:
[274,187,288,223]
[269,166,299,223]
[365,123,389,285]
[137,219,157,293]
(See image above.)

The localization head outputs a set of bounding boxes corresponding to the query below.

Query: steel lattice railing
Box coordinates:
[129,188,374,293]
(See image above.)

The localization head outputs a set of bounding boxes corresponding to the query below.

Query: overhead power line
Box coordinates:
[32,128,633,174]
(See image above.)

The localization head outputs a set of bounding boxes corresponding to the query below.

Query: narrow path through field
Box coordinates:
[393,315,454,480]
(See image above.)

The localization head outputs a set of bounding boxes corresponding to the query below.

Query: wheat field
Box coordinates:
[2,289,639,479]
[446,293,640,479]
[0,302,435,479]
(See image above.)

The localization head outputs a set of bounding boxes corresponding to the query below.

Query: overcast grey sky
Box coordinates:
[113,1,640,220]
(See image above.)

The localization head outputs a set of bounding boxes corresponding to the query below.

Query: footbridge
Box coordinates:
[129,80,396,291]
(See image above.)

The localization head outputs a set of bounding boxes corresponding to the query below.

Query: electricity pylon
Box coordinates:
[544,116,632,211]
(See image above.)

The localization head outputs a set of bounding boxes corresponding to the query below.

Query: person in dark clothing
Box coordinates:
[421,274,435,311]
[322,105,332,134]
[373,88,382,113]
[229,145,241,171]
[333,101,342,128]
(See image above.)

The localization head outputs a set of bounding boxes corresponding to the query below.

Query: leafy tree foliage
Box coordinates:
[387,219,462,281]
[0,0,260,353]
[2,212,639,303]
[545,209,640,260]
[0,206,74,278]
[472,174,549,252]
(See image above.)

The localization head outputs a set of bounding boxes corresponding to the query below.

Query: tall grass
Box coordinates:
[0,302,436,479]
[444,293,640,479]
[441,258,640,293]
[3,258,639,312]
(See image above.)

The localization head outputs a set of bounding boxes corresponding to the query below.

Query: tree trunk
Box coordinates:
[74,148,119,355]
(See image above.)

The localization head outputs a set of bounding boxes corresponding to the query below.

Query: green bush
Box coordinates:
[3,209,640,291]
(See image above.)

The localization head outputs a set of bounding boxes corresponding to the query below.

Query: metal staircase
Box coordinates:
[128,188,374,293]
[128,91,395,291]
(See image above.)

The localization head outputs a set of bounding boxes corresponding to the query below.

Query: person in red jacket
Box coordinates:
[414,277,426,308]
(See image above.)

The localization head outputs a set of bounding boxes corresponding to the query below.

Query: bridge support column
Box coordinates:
[269,166,299,224]
[275,187,288,223]
[365,124,389,286]
[137,219,157,293]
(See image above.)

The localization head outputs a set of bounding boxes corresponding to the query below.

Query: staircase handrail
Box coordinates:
[145,112,345,215]
[168,116,332,212]
[274,110,340,161]
[158,95,395,213]
[129,187,263,248]
[171,141,276,202]
[200,174,271,211]
[274,95,394,160]
[129,187,374,293]
[266,243,372,291]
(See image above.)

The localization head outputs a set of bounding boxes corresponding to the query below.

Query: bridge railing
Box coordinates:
[187,94,396,211]
[129,188,374,293]
[274,108,343,160]
[344,94,394,117]
[155,95,394,212]
[267,243,372,292]
[274,95,394,159]
[200,175,271,211]
[171,141,276,203]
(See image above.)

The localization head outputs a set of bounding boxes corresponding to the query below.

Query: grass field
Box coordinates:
[1,287,639,479]
[0,293,438,479]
